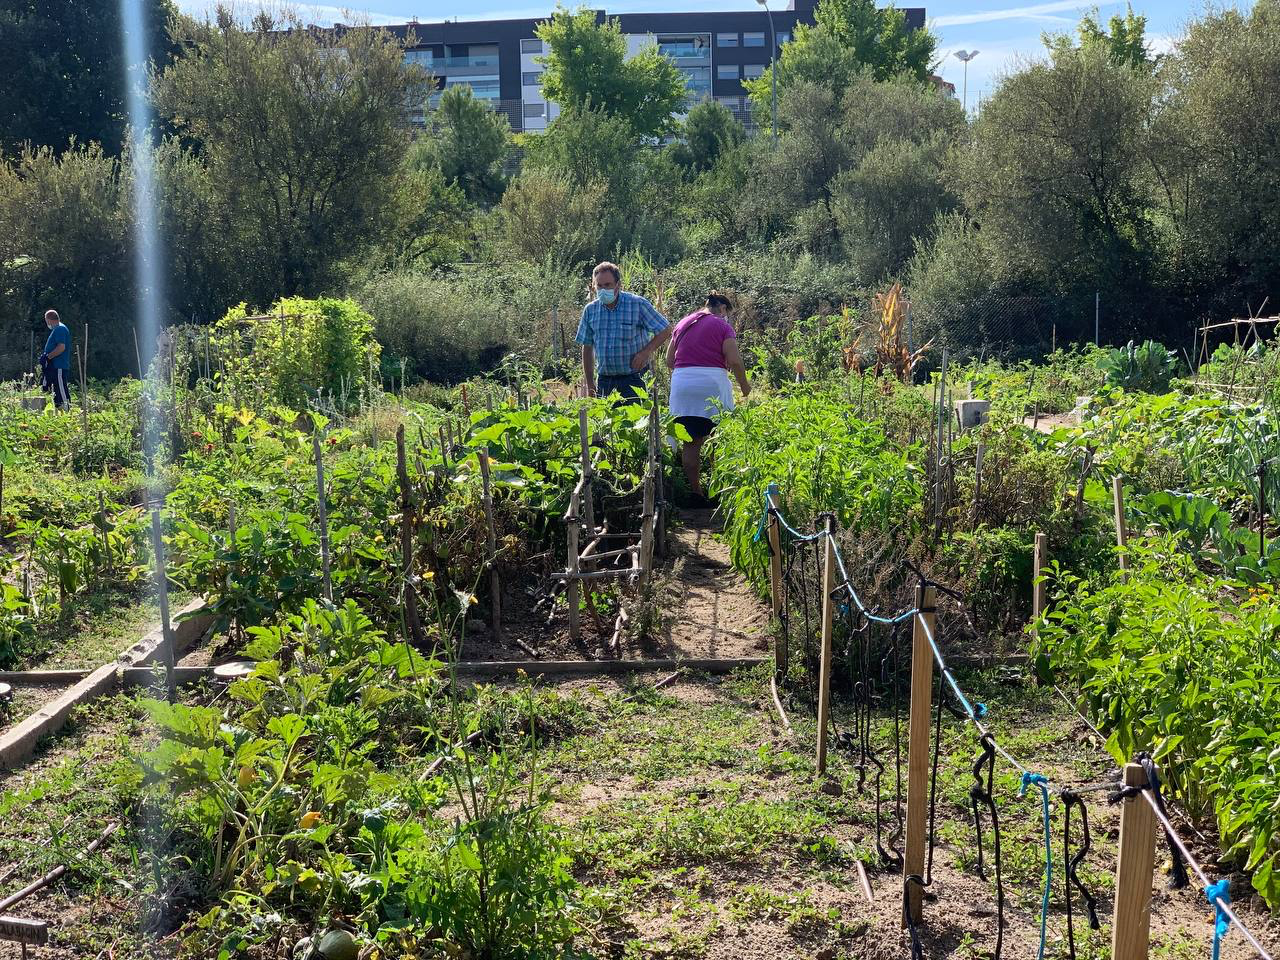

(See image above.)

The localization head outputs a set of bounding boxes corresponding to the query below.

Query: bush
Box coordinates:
[1097,339,1178,393]
[352,263,583,385]
[212,297,380,411]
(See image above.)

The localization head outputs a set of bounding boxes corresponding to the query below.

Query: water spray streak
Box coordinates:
[120,0,164,390]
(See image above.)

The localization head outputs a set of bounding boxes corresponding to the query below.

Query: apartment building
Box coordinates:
[382,3,927,132]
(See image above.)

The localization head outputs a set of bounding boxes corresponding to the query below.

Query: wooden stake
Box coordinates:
[1110,761,1156,960]
[227,502,237,643]
[972,442,985,530]
[567,488,581,642]
[75,345,88,436]
[1112,476,1129,579]
[478,446,501,639]
[579,407,595,538]
[903,583,937,925]
[396,426,425,646]
[816,515,837,775]
[133,328,143,379]
[856,859,875,905]
[312,426,332,603]
[1032,532,1047,635]
[96,491,109,571]
[766,484,785,684]
[149,507,175,704]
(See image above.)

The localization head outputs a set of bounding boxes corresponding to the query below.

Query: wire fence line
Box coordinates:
[757,485,1275,960]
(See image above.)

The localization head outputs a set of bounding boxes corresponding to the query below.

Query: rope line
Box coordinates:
[760,486,1277,960]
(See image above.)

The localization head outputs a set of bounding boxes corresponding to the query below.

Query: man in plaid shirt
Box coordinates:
[576,261,672,400]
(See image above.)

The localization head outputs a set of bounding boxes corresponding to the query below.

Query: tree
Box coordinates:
[535,7,687,139]
[668,100,743,175]
[744,0,936,116]
[954,40,1161,329]
[414,85,510,206]
[151,15,423,300]
[1154,0,1280,315]
[0,0,175,156]
[498,170,607,266]
[1072,6,1151,69]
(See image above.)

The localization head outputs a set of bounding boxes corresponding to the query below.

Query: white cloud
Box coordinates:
[931,0,1123,29]
[177,1,404,26]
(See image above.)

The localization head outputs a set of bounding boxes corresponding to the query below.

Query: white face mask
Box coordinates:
[597,288,618,306]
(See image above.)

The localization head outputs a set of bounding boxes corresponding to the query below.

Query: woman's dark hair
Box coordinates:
[704,290,734,311]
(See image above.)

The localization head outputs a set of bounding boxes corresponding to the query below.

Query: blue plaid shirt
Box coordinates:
[575,292,670,377]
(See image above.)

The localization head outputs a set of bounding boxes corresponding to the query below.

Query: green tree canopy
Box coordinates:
[414,85,510,207]
[151,15,424,300]
[0,0,176,156]
[744,0,936,116]
[1048,5,1152,69]
[668,100,744,175]
[535,7,688,139]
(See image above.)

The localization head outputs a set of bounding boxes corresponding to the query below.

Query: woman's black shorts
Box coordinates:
[675,415,715,440]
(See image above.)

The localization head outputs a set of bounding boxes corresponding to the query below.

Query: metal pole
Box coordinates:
[768,6,777,144]
[1095,290,1100,346]
[962,59,968,113]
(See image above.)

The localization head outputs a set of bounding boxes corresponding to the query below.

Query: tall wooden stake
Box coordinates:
[149,507,176,704]
[312,426,333,603]
[478,446,501,639]
[396,426,425,646]
[96,491,109,571]
[579,407,595,537]
[1111,761,1156,960]
[567,488,581,642]
[766,483,785,684]
[75,345,88,436]
[1032,532,1047,635]
[1112,476,1130,579]
[903,583,938,925]
[816,515,837,775]
[227,501,237,643]
[972,442,985,530]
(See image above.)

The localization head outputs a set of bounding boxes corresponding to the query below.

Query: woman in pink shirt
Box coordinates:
[665,291,751,504]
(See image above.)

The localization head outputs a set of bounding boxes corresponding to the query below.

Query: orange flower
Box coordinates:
[299,811,322,829]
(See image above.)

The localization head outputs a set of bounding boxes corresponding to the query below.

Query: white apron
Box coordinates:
[669,366,734,420]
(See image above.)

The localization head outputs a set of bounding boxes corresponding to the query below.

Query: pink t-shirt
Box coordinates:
[671,310,736,369]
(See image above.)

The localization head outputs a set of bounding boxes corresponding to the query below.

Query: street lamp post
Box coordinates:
[756,0,777,144]
[954,49,979,114]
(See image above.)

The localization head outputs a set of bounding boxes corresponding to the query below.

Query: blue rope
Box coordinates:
[1020,772,1053,960]
[918,614,985,723]
[752,486,823,544]
[1205,879,1231,960]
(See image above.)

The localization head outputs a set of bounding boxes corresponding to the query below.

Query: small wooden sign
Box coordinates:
[0,915,49,945]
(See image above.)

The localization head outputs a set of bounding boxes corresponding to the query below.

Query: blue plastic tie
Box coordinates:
[976,702,988,719]
[1205,878,1231,960]
[1020,771,1053,960]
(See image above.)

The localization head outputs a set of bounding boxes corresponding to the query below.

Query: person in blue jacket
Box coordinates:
[39,309,72,410]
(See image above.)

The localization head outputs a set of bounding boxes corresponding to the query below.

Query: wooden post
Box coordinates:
[396,426,425,646]
[766,484,785,683]
[1110,761,1157,960]
[96,491,109,571]
[903,583,937,925]
[1112,476,1130,578]
[149,507,176,704]
[567,488,581,641]
[579,407,595,538]
[227,501,237,642]
[80,324,89,434]
[478,446,501,639]
[1032,532,1047,634]
[972,442,985,530]
[816,515,837,775]
[312,426,332,603]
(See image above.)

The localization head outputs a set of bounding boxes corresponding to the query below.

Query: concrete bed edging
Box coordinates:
[0,600,214,771]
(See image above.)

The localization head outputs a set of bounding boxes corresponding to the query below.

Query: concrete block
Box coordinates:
[956,399,991,429]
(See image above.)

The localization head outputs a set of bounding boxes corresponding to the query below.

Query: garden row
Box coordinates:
[708,328,1280,910]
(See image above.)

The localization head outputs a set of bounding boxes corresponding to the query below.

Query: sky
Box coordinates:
[177,0,1257,109]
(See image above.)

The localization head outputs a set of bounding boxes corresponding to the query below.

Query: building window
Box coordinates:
[520,38,542,54]
[743,63,765,79]
[777,31,790,46]
[717,95,744,112]
[743,32,765,47]
[717,64,740,80]
[522,71,542,86]
[523,102,546,118]
[716,32,738,47]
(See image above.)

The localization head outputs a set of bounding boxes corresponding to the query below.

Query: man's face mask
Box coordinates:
[597,288,618,306]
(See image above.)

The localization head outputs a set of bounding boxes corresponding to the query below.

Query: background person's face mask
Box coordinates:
[597,288,618,306]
